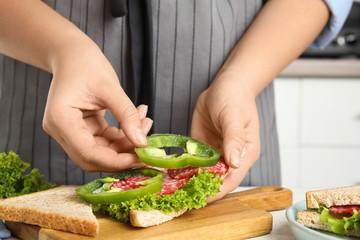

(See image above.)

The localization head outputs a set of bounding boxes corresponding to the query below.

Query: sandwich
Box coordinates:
[85,158,228,227]
[0,134,228,235]
[0,152,97,236]
[76,134,229,227]
[0,186,99,236]
[297,185,360,237]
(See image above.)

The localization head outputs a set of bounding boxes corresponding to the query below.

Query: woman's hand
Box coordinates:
[191,72,260,202]
[0,0,153,173]
[192,0,329,201]
[43,43,151,172]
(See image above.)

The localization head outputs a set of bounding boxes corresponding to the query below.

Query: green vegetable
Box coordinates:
[94,169,223,222]
[134,134,220,169]
[319,206,360,235]
[75,168,164,204]
[100,177,120,183]
[0,151,58,199]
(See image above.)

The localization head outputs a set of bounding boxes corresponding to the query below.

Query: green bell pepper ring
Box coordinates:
[75,168,164,204]
[134,134,220,169]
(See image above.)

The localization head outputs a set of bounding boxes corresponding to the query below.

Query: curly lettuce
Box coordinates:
[0,151,58,199]
[94,169,223,222]
[319,206,360,235]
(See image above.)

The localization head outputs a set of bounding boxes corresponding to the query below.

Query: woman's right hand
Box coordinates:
[0,1,151,172]
[43,41,152,172]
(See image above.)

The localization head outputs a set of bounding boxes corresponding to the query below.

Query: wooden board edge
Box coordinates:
[142,211,273,240]
[6,221,40,240]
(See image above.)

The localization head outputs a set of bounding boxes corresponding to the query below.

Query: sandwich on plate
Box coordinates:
[297,185,360,237]
[76,134,229,227]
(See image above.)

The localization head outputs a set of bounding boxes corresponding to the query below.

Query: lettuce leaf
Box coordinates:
[94,169,223,222]
[0,151,58,199]
[319,206,360,235]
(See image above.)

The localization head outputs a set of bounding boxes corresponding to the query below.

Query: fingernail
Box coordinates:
[230,149,241,168]
[139,105,148,119]
[144,119,153,132]
[136,128,147,146]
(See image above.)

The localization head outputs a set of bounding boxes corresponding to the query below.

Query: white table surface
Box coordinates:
[232,187,308,240]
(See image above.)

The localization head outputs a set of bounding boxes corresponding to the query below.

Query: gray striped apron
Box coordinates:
[0,0,280,186]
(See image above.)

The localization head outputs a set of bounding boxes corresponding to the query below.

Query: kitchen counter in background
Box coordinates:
[274,58,360,190]
[278,58,360,78]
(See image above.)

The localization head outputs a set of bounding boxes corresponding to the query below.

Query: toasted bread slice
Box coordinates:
[0,186,98,236]
[297,210,360,237]
[306,185,360,209]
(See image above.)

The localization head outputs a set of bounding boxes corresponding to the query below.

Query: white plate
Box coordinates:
[286,201,358,240]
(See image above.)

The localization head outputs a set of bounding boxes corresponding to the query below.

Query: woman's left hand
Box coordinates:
[191,72,261,202]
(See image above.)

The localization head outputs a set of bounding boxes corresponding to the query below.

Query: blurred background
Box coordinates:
[275,1,360,189]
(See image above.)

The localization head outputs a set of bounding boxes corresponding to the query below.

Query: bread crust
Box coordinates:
[0,186,98,236]
[297,210,360,237]
[306,185,360,209]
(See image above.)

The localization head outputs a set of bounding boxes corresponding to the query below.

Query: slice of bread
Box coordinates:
[0,186,98,236]
[306,185,360,209]
[297,210,360,237]
[130,208,187,227]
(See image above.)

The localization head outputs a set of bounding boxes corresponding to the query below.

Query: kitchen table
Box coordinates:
[231,187,308,240]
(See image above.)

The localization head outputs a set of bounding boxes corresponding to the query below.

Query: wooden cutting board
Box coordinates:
[5,186,292,240]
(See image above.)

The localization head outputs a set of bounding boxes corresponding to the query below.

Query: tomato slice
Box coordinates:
[329,205,360,215]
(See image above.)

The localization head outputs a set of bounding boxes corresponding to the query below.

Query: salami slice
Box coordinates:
[125,175,151,188]
[108,157,227,195]
[110,180,133,191]
[168,157,228,179]
[158,174,190,196]
[201,158,228,174]
[329,205,360,215]
[167,166,198,180]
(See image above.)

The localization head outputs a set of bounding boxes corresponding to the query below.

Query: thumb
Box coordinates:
[221,107,259,170]
[222,118,246,169]
[102,85,147,147]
